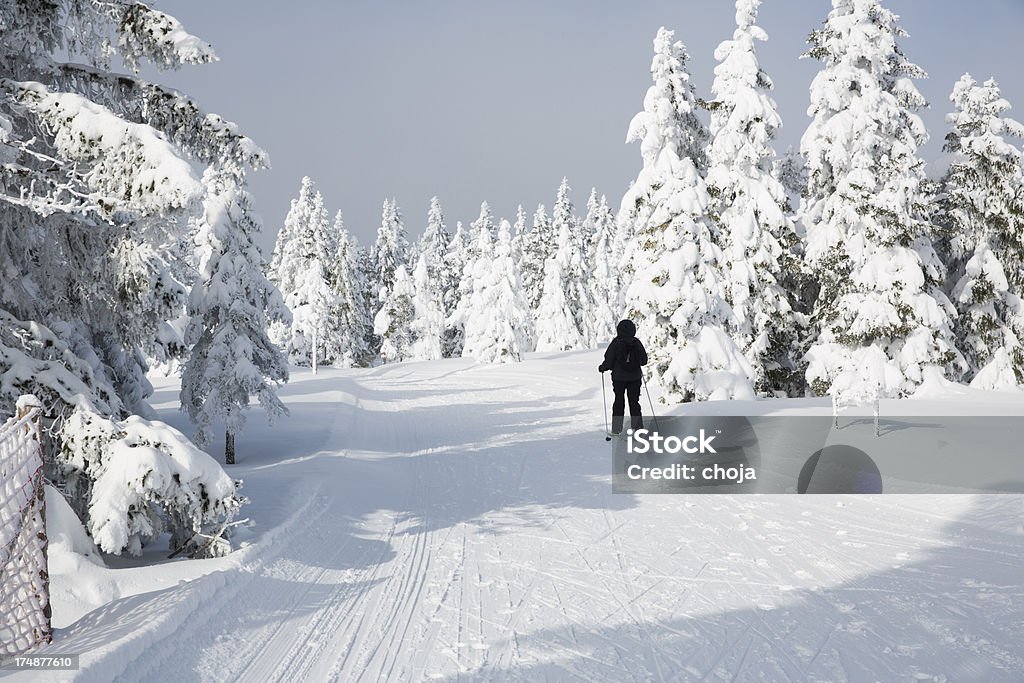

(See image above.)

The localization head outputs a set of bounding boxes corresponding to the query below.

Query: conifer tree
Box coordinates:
[182,168,290,464]
[940,74,1024,387]
[441,222,469,357]
[621,27,753,401]
[373,198,409,295]
[467,201,496,259]
[269,178,335,366]
[371,198,408,356]
[535,219,586,353]
[409,255,445,361]
[584,189,620,345]
[329,227,372,367]
[800,0,962,400]
[460,220,531,362]
[706,0,803,394]
[551,178,590,342]
[419,196,450,284]
[521,204,553,311]
[373,264,414,364]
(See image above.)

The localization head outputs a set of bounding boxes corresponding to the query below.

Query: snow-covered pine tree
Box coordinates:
[270,176,317,293]
[357,244,379,362]
[0,1,257,556]
[373,198,409,295]
[329,227,373,367]
[409,255,445,361]
[285,259,335,372]
[269,178,336,367]
[521,204,553,311]
[467,201,496,259]
[534,218,586,352]
[440,222,469,357]
[511,205,528,265]
[419,196,450,284]
[181,168,290,464]
[551,178,591,344]
[615,25,713,341]
[371,198,408,356]
[800,0,962,402]
[620,27,753,402]
[583,189,620,346]
[374,265,414,364]
[459,220,531,362]
[940,74,1024,387]
[706,0,803,395]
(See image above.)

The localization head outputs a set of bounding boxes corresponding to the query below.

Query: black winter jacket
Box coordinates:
[599,336,648,382]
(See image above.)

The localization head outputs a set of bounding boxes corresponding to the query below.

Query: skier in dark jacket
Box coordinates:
[599,319,648,434]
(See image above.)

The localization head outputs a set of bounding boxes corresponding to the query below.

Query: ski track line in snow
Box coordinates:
[12,477,329,683]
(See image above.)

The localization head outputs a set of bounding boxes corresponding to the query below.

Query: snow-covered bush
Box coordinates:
[59,411,242,557]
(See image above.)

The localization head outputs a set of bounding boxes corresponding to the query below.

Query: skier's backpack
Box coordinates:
[619,343,642,373]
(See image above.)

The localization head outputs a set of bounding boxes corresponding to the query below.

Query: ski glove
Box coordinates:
[598,364,607,373]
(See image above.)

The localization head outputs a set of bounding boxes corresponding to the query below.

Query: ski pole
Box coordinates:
[642,371,658,432]
[601,372,611,441]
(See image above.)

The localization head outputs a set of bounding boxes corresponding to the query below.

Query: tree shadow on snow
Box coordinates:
[429,495,1024,682]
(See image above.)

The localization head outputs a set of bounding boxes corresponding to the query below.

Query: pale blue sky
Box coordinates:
[148,1,1024,250]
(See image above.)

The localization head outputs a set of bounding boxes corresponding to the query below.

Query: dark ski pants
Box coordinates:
[611,379,643,433]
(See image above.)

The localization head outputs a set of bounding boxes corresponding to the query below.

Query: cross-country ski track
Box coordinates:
[18,350,1024,682]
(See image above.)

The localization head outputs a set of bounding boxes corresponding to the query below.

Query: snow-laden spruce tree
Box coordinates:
[535,218,586,352]
[409,255,445,361]
[511,206,537,349]
[511,205,528,265]
[706,0,803,395]
[269,177,337,367]
[373,198,409,302]
[329,226,373,367]
[620,27,754,402]
[583,189,621,345]
[374,265,414,364]
[467,201,496,259]
[800,0,962,401]
[521,204,553,311]
[285,259,335,371]
[940,74,1024,387]
[371,198,408,356]
[551,177,591,344]
[458,220,532,362]
[0,1,258,556]
[182,168,290,464]
[440,222,469,357]
[272,178,315,286]
[419,196,449,284]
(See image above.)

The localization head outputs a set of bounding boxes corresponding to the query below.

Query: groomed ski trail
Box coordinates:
[27,352,1024,682]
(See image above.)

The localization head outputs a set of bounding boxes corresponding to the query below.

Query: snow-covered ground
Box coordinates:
[13,350,1024,682]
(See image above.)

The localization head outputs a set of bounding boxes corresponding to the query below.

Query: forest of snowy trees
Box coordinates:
[2,0,1023,558]
[270,0,1024,405]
